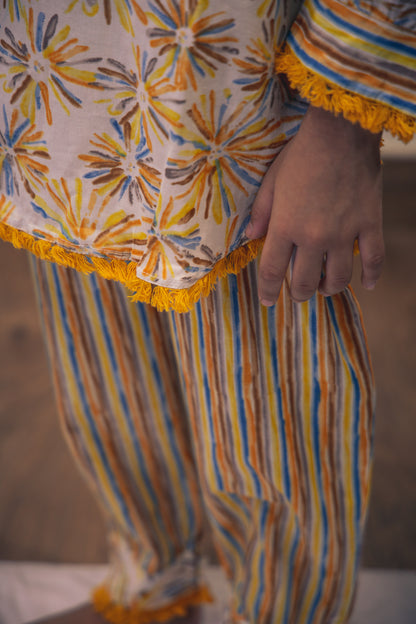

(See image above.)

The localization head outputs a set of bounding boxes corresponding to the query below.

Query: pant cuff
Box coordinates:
[92,584,213,624]
[92,533,213,623]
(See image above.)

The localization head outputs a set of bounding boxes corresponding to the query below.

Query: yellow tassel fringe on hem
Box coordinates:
[92,585,214,624]
[276,46,416,144]
[0,221,264,313]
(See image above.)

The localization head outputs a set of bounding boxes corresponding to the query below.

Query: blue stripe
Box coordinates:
[287,35,416,116]
[51,265,136,533]
[135,301,197,545]
[326,297,361,533]
[195,302,224,490]
[312,0,416,56]
[90,275,168,536]
[267,306,291,500]
[252,504,268,619]
[210,510,246,561]
[230,276,262,497]
[282,521,301,624]
[306,297,329,624]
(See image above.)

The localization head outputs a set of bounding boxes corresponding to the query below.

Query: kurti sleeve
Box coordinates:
[276,0,416,142]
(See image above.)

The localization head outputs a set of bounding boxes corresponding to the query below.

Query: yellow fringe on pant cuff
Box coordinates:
[0,220,264,313]
[92,585,214,624]
[275,46,416,144]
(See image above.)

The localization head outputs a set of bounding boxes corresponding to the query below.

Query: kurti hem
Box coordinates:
[0,221,264,312]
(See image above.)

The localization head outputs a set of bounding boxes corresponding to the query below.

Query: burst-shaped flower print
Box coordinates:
[147,0,238,90]
[79,118,161,209]
[96,45,183,149]
[0,7,102,124]
[166,90,287,224]
[31,176,151,258]
[0,106,50,197]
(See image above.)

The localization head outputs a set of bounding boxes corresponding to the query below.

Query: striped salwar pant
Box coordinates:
[31,255,374,624]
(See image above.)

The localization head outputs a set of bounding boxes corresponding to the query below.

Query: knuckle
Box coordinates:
[303,225,327,250]
[328,274,350,292]
[366,251,385,269]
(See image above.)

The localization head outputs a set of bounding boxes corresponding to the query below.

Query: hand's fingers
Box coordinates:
[290,246,324,302]
[246,157,281,239]
[318,245,353,296]
[359,230,385,290]
[258,237,293,305]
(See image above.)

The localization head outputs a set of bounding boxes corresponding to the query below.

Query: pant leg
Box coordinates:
[170,259,375,624]
[30,257,212,622]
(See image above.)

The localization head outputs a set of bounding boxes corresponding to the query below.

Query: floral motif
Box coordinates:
[0,6,103,124]
[31,176,150,258]
[233,19,283,107]
[96,45,183,149]
[79,118,161,209]
[138,195,203,281]
[147,0,238,90]
[0,105,50,197]
[0,0,313,294]
[166,90,286,224]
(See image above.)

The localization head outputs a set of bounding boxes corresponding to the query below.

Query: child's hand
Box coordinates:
[246,106,384,305]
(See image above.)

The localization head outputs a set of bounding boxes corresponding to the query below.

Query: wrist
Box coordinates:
[303,105,382,156]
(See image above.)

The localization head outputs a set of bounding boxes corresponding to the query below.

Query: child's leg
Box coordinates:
[171,259,375,624]
[31,258,212,622]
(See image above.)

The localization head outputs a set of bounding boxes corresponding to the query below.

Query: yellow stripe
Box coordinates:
[275,46,416,143]
[273,509,297,623]
[46,268,126,527]
[308,3,416,71]
[81,278,163,541]
[300,300,329,622]
[260,303,284,491]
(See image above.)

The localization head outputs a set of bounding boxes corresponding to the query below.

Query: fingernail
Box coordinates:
[246,222,254,238]
[260,299,275,307]
[364,281,376,290]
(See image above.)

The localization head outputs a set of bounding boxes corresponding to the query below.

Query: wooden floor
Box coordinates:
[0,159,415,568]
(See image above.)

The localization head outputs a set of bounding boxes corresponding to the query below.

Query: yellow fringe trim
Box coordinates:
[275,46,416,144]
[92,584,214,624]
[0,221,264,313]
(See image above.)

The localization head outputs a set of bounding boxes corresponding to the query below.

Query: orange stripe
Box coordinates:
[276,288,299,511]
[321,0,416,44]
[61,275,144,534]
[98,281,180,553]
[292,20,415,101]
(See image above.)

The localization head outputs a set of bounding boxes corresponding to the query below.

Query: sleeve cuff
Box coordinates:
[276,45,415,144]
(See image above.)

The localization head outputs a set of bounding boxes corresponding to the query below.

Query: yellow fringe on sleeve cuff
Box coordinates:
[275,46,416,144]
[0,220,264,313]
[92,584,213,624]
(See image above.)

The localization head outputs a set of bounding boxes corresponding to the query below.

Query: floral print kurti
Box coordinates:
[1,0,415,310]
